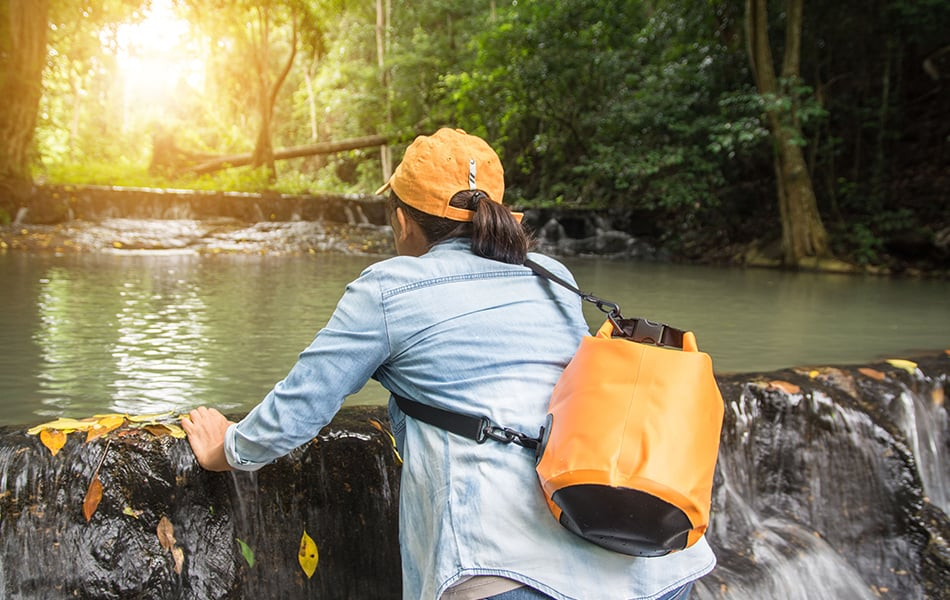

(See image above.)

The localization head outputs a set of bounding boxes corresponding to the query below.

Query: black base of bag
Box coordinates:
[552,484,691,557]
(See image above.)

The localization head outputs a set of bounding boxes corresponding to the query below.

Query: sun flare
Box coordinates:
[113,0,204,119]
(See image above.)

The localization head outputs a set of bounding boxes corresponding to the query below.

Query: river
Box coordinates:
[1,245,948,426]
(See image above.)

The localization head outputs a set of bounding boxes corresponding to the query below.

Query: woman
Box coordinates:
[182,128,715,599]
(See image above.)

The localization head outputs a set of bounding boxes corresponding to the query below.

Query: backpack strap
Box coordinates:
[523,258,621,316]
[392,393,541,451]
[523,258,687,349]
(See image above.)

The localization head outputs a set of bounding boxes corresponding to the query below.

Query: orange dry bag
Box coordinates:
[535,317,724,557]
[391,259,724,558]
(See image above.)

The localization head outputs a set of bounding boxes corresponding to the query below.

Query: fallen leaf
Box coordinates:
[236,538,255,568]
[298,530,319,579]
[40,429,67,456]
[140,423,186,439]
[28,417,99,436]
[369,419,403,465]
[86,415,126,442]
[83,475,103,522]
[808,370,820,379]
[157,516,176,550]
[122,506,143,519]
[858,367,886,381]
[885,359,917,375]
[171,547,185,574]
[768,380,801,394]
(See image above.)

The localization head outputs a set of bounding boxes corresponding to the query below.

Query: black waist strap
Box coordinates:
[393,394,541,451]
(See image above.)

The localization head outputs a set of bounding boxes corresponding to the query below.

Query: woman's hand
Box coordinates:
[181,406,235,472]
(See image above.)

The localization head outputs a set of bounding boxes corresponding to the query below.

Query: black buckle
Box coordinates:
[478,420,540,450]
[611,317,669,346]
[631,318,666,345]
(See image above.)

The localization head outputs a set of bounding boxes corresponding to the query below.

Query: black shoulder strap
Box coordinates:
[392,393,540,451]
[523,258,621,316]
[523,257,687,349]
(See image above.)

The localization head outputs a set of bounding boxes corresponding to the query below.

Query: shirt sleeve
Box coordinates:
[224,266,391,470]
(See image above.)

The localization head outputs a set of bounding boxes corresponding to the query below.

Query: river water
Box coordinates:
[1,247,948,426]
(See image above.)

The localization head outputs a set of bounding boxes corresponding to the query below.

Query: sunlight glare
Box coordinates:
[114,0,204,121]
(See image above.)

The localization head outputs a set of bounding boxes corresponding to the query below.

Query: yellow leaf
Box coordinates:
[157,516,176,550]
[885,359,917,375]
[123,506,143,519]
[298,530,319,579]
[28,417,99,435]
[141,423,186,438]
[83,474,103,521]
[808,370,820,379]
[932,386,945,407]
[40,429,67,456]
[369,419,403,465]
[160,423,186,439]
[171,547,185,574]
[112,241,123,248]
[86,415,126,442]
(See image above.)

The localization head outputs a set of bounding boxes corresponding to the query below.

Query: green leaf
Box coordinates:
[236,538,255,568]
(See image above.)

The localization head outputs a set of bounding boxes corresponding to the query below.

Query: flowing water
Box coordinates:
[1,246,948,426]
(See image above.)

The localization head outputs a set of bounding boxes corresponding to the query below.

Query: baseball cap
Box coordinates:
[375,128,520,222]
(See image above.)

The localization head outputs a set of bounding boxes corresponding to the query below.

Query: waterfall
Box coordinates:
[696,355,950,599]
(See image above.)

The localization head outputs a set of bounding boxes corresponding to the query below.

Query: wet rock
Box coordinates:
[0,357,948,599]
[699,354,950,599]
[0,406,401,599]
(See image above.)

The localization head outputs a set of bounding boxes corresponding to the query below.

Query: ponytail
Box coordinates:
[390,189,532,264]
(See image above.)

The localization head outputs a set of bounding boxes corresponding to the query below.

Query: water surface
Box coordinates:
[1,251,947,425]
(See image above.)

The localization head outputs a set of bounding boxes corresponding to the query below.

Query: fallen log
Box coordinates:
[188,135,390,176]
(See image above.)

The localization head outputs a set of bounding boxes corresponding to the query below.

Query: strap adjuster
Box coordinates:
[630,318,666,345]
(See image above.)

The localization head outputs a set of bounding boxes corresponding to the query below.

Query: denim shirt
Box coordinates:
[224,238,716,599]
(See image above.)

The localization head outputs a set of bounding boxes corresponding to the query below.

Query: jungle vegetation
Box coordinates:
[1,0,948,271]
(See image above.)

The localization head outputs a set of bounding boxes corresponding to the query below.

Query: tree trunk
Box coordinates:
[376,0,392,182]
[250,6,297,182]
[0,0,49,214]
[745,0,830,266]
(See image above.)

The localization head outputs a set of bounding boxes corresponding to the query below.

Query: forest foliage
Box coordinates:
[2,0,949,269]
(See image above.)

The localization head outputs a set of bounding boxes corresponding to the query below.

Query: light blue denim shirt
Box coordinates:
[224,238,716,599]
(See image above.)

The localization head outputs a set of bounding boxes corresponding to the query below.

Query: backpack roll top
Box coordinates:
[535,320,725,557]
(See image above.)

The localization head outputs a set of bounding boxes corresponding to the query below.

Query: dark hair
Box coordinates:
[391,189,533,264]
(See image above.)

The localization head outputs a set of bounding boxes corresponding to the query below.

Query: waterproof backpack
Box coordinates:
[394,259,725,557]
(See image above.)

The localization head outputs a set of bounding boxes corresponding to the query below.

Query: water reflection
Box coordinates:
[34,258,214,415]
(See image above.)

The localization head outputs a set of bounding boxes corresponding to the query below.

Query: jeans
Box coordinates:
[486,581,694,600]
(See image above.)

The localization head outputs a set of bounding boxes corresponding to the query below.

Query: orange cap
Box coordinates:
[375,128,519,222]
